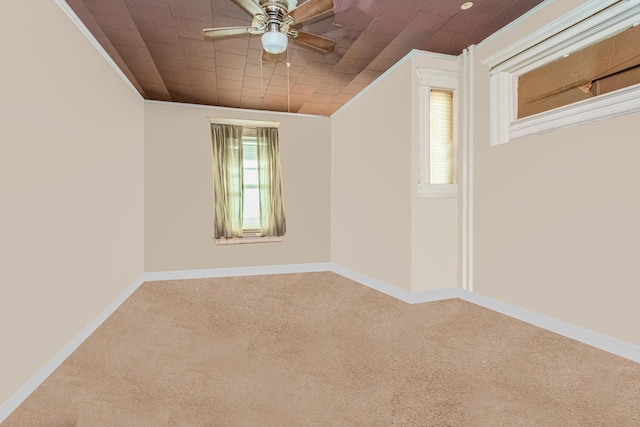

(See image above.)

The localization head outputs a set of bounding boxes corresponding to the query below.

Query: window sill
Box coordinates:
[418,184,458,199]
[509,83,640,142]
[214,236,284,245]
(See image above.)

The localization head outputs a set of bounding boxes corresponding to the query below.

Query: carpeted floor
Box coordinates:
[3,272,640,426]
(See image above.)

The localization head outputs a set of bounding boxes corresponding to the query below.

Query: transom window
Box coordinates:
[483,0,640,145]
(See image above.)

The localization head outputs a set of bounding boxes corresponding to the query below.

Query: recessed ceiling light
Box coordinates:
[461,2,473,10]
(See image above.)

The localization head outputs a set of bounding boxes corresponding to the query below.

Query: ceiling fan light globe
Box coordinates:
[262,31,288,54]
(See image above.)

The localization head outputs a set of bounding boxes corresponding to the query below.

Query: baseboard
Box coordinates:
[0,263,335,422]
[141,262,334,282]
[0,275,146,423]
[147,264,638,364]
[328,263,462,304]
[455,290,640,364]
[3,263,638,423]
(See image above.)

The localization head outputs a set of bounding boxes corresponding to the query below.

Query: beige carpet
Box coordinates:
[3,272,640,426]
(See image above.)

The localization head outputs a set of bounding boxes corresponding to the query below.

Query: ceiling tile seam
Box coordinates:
[52,0,454,120]
[127,24,179,100]
[208,0,224,107]
[122,0,194,101]
[103,2,176,100]
[173,26,211,104]
[58,0,528,115]
[476,0,555,50]
[331,49,460,118]
[54,0,144,101]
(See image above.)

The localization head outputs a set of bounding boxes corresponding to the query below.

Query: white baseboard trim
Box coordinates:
[3,263,638,422]
[0,263,336,422]
[0,275,146,423]
[329,263,461,304]
[329,264,639,363]
[141,262,333,282]
[455,290,640,364]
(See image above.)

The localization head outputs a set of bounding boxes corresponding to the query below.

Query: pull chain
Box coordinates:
[260,53,265,99]
[286,49,291,113]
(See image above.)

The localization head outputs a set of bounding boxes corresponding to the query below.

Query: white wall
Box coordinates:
[472,0,640,345]
[0,0,144,405]
[144,102,331,271]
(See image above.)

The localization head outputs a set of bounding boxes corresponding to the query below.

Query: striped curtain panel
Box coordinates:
[211,123,244,239]
[256,127,286,237]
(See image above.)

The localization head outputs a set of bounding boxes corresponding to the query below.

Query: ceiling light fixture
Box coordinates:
[262,29,288,54]
[461,2,473,10]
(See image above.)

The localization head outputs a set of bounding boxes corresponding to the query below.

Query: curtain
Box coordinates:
[256,127,286,237]
[211,123,244,239]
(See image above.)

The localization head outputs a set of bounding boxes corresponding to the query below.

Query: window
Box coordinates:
[517,24,640,119]
[484,0,640,145]
[429,90,455,184]
[417,68,458,198]
[241,130,261,233]
[210,119,286,245]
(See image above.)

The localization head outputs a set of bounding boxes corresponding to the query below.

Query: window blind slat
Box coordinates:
[429,90,454,184]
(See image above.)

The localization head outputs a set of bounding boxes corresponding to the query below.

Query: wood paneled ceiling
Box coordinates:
[66,0,544,116]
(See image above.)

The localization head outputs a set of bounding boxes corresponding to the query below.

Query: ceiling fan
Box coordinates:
[203,0,335,56]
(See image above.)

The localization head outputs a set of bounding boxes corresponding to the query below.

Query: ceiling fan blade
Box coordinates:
[230,0,264,18]
[286,0,334,25]
[203,26,258,39]
[292,30,335,53]
[262,50,280,62]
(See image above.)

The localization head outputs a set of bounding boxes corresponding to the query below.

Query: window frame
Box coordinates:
[483,0,640,146]
[240,132,261,235]
[209,117,283,245]
[417,68,459,198]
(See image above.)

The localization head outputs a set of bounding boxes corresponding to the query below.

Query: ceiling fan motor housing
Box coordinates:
[260,0,291,31]
[259,0,291,53]
[203,0,335,54]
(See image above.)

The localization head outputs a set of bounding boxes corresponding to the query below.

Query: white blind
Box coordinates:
[429,90,454,184]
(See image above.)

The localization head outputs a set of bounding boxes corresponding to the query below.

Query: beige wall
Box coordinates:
[410,53,459,292]
[0,0,144,406]
[331,55,459,292]
[472,0,640,345]
[144,102,331,271]
[331,60,413,290]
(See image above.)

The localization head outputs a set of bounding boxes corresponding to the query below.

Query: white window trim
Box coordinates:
[208,117,281,128]
[483,0,640,146]
[417,68,459,198]
[418,183,459,198]
[214,236,284,245]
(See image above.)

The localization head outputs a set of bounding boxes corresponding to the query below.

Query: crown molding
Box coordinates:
[477,0,554,52]
[482,0,623,69]
[144,99,330,119]
[332,49,460,118]
[54,0,143,101]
